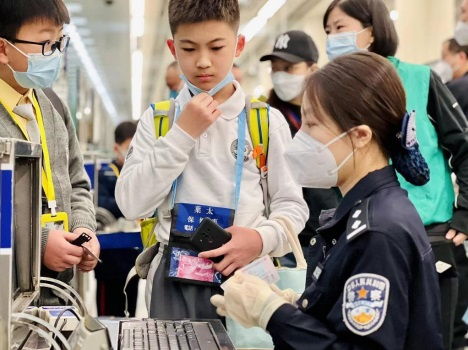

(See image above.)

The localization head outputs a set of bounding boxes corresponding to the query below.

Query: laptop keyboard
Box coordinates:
[119,320,218,350]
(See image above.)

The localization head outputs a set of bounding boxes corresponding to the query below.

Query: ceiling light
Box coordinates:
[131,0,145,38]
[241,0,287,42]
[68,24,118,122]
[258,0,286,20]
[390,10,399,21]
[132,50,143,120]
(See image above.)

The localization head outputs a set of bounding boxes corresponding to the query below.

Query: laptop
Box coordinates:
[118,319,235,350]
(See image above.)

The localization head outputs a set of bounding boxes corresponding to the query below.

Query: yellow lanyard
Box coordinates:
[108,163,120,177]
[0,94,57,216]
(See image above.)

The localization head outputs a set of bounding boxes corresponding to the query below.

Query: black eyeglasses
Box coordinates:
[4,36,70,56]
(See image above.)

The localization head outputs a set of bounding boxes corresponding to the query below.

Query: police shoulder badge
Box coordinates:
[342,273,390,336]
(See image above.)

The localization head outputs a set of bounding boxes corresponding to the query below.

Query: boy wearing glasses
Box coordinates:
[0,0,99,305]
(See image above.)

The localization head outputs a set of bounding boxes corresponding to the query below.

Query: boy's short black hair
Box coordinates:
[0,0,70,39]
[115,121,137,145]
[168,0,240,35]
[324,0,399,57]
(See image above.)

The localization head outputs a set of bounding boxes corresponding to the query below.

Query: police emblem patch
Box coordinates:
[342,273,390,336]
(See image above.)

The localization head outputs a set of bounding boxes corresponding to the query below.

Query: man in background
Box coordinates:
[95,121,139,316]
[165,61,182,99]
[442,39,468,116]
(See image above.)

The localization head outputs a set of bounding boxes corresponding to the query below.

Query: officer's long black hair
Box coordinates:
[305,52,405,159]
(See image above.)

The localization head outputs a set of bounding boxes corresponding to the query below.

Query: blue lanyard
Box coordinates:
[170,107,247,212]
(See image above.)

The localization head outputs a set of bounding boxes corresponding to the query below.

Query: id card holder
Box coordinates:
[41,212,69,232]
[165,203,234,287]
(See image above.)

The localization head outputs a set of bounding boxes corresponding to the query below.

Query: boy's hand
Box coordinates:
[176,93,222,139]
[43,229,84,272]
[199,226,263,276]
[74,228,101,272]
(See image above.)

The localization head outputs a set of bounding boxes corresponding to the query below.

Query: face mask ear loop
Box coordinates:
[320,128,354,151]
[5,40,28,57]
[329,149,356,175]
[355,27,372,50]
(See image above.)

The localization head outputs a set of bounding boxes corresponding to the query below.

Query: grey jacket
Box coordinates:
[0,89,96,287]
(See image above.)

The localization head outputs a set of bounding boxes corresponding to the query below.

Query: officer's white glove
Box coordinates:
[210,271,287,329]
[270,284,300,305]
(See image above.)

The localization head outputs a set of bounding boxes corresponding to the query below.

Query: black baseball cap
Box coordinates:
[260,30,319,63]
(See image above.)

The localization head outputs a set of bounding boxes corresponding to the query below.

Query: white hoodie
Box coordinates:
[115,81,308,257]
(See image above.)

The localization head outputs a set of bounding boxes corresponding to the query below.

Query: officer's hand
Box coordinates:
[74,228,101,272]
[43,230,84,272]
[445,229,467,246]
[176,93,222,139]
[270,284,300,305]
[199,226,263,276]
[210,271,287,329]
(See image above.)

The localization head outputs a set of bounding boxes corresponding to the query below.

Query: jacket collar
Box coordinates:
[318,166,400,233]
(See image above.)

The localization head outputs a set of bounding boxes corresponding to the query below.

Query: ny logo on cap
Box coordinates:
[275,34,290,50]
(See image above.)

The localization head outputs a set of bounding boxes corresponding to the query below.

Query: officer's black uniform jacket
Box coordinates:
[267,166,443,350]
[98,160,123,219]
[447,71,468,119]
[427,71,468,234]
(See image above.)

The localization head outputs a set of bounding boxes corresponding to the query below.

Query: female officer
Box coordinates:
[211,52,443,349]
[323,1,468,348]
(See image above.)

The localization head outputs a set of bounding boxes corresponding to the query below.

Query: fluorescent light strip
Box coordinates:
[68,24,118,121]
[130,0,145,120]
[132,50,143,120]
[241,0,287,42]
[131,0,145,38]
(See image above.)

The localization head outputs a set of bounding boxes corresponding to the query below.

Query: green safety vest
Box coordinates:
[388,56,454,226]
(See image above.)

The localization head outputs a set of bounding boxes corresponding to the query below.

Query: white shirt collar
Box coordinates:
[176,81,245,120]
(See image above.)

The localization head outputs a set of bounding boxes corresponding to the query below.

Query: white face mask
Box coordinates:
[432,60,454,84]
[271,71,305,102]
[284,129,355,188]
[455,21,468,46]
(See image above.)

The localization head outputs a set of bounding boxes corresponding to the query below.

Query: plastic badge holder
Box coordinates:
[41,212,69,231]
[166,246,224,285]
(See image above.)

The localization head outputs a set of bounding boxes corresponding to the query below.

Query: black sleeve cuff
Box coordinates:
[451,208,468,235]
[266,303,296,333]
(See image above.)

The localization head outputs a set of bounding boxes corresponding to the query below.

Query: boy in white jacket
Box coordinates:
[115,0,308,318]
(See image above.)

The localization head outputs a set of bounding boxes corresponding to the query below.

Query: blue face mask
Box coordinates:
[180,71,235,97]
[326,28,370,61]
[7,41,62,89]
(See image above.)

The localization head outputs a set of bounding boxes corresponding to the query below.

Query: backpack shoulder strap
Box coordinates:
[42,88,66,122]
[150,99,176,138]
[246,95,270,174]
[246,95,271,216]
